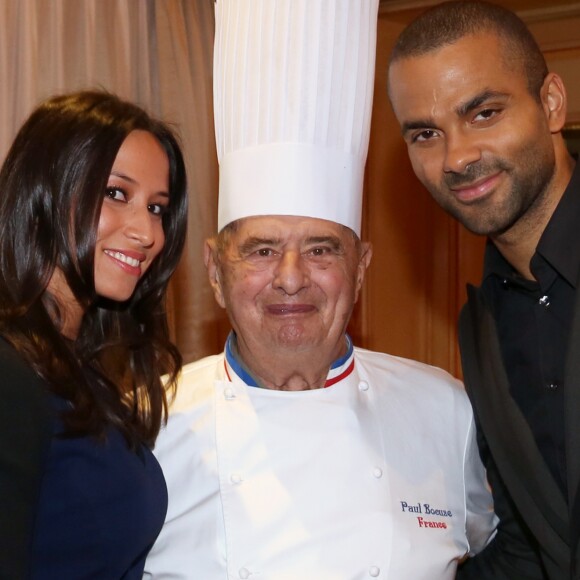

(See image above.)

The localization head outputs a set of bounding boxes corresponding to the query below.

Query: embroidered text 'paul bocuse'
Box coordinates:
[400,501,453,529]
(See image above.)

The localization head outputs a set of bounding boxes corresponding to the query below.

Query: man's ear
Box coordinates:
[542,72,568,133]
[204,238,226,309]
[354,241,373,302]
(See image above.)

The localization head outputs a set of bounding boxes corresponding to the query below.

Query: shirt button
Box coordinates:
[538,295,550,307]
[224,387,236,400]
[372,467,383,479]
[358,381,370,392]
[547,382,559,391]
[230,472,243,484]
[239,568,251,579]
[369,566,380,577]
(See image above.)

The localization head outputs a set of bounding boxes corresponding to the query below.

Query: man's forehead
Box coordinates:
[390,36,521,121]
[390,32,514,86]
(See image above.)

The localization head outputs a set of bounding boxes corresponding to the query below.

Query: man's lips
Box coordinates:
[266,304,317,315]
[449,171,502,203]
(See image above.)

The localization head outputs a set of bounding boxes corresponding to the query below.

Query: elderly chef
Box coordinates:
[144,0,498,578]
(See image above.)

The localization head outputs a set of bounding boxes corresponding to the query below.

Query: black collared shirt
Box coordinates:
[480,162,580,497]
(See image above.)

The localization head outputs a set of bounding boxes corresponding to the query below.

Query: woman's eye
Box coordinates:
[106,187,126,202]
[148,203,167,216]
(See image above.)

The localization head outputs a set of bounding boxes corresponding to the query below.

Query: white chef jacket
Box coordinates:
[145,345,497,580]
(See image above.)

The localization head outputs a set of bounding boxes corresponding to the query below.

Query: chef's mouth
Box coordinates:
[266,304,316,315]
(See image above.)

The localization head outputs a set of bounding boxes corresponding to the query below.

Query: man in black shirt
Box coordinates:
[387,1,579,578]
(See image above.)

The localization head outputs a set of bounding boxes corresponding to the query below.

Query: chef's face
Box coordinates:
[206,215,372,362]
[388,32,560,238]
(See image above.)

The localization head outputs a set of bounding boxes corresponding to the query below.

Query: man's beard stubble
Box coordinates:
[428,149,556,238]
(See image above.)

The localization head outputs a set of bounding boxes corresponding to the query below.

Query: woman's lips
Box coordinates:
[104,249,145,276]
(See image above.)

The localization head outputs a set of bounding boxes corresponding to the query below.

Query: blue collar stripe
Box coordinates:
[225,332,353,387]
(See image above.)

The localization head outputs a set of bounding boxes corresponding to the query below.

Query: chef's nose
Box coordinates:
[272,251,309,294]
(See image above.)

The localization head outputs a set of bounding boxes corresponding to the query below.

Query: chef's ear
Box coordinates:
[354,241,372,302]
[204,237,226,309]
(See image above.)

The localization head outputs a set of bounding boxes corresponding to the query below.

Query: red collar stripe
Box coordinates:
[224,357,355,388]
[324,359,355,388]
[224,360,232,381]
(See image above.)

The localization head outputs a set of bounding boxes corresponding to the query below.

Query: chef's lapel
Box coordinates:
[212,356,388,574]
[460,285,569,562]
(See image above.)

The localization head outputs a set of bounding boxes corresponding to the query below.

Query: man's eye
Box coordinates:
[412,129,438,143]
[257,248,273,257]
[106,187,126,202]
[474,108,499,122]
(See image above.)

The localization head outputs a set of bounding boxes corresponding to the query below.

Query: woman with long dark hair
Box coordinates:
[0,90,188,578]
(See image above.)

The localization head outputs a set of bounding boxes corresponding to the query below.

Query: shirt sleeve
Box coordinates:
[463,410,499,555]
[458,423,549,579]
[144,410,208,579]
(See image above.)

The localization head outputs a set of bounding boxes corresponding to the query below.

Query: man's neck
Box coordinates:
[493,154,575,280]
[493,227,544,281]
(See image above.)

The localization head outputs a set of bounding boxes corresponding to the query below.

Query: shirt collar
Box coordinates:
[536,161,580,286]
[482,238,512,281]
[224,331,355,388]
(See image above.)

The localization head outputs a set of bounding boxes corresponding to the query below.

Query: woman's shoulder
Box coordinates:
[0,336,51,404]
[0,335,54,428]
[0,338,54,579]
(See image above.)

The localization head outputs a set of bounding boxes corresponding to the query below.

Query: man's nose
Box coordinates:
[443,131,482,174]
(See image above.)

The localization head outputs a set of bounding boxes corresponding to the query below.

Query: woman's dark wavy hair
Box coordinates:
[0,90,188,448]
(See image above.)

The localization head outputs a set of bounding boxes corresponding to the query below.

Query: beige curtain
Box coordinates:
[0,0,228,363]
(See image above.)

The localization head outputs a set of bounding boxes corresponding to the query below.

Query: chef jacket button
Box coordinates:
[358,381,369,392]
[369,566,380,577]
[372,467,383,479]
[239,567,251,579]
[224,387,236,400]
[230,472,243,484]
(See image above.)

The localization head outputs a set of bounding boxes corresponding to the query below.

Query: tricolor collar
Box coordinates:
[224,332,355,388]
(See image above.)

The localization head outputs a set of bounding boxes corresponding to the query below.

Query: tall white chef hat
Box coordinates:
[213,0,379,235]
